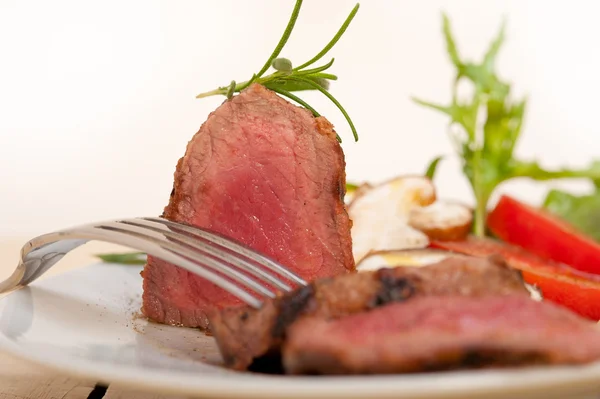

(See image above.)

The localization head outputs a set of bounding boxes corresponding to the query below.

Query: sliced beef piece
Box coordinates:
[142,84,354,329]
[283,295,600,374]
[209,255,529,371]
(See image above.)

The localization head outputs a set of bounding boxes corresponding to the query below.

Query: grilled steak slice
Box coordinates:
[142,84,354,329]
[209,255,529,371]
[283,295,600,374]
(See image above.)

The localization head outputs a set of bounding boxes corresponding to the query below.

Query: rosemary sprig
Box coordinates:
[195,0,360,143]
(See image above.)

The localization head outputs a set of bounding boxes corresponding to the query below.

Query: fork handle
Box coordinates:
[1,234,89,294]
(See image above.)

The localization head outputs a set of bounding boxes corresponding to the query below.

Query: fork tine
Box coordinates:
[10,217,307,304]
[49,226,265,308]
[143,217,307,286]
[120,219,293,292]
[97,222,277,299]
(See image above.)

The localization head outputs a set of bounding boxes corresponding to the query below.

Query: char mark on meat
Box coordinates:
[369,270,419,308]
[272,285,315,340]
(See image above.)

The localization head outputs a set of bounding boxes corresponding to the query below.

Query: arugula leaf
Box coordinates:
[425,156,444,179]
[544,189,600,242]
[414,14,600,236]
[511,160,600,181]
[543,162,600,241]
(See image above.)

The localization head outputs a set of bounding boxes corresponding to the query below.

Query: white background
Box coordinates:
[1,0,598,236]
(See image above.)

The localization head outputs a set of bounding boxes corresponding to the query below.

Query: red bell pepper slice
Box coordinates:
[487,195,600,275]
[431,237,600,320]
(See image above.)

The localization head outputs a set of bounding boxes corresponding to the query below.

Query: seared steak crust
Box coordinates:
[142,84,354,329]
[209,255,528,370]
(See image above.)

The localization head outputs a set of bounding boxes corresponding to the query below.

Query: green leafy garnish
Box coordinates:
[425,156,444,179]
[414,14,600,236]
[544,168,600,241]
[195,0,360,143]
[544,190,600,242]
[96,252,147,265]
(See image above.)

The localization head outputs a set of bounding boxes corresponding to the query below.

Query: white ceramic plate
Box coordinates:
[1,263,600,399]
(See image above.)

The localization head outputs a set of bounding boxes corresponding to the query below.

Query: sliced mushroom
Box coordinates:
[408,201,473,241]
[356,248,451,272]
[349,176,436,263]
[345,182,372,205]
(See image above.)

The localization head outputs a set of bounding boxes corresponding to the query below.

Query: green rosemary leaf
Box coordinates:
[290,76,358,142]
[254,0,303,79]
[266,85,342,143]
[266,85,320,116]
[196,86,229,99]
[294,3,360,70]
[311,72,338,81]
[265,76,330,92]
[294,58,335,75]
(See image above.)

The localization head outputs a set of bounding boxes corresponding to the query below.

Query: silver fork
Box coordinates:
[2,217,307,308]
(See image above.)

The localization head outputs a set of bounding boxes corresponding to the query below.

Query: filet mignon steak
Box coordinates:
[209,255,529,371]
[142,84,354,329]
[283,295,600,374]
